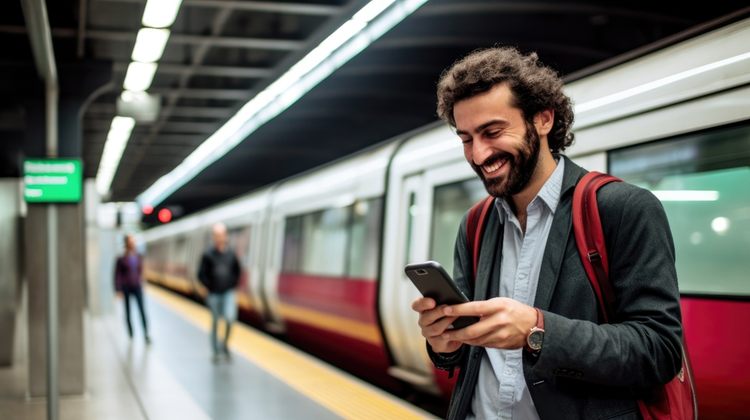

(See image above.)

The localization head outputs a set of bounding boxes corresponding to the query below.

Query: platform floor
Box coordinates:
[0,285,438,420]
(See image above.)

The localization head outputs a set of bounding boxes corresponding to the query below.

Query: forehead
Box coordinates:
[453,84,520,130]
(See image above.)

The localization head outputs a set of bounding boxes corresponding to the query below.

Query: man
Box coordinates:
[115,234,151,344]
[412,47,683,419]
[198,222,241,360]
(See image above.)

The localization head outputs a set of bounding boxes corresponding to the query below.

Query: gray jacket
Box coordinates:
[428,156,683,420]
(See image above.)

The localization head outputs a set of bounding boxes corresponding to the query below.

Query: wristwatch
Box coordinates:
[525,307,545,353]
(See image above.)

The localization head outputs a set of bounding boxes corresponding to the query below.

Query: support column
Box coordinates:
[23,60,112,398]
[0,180,23,366]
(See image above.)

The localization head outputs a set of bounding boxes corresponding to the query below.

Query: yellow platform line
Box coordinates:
[145,285,437,420]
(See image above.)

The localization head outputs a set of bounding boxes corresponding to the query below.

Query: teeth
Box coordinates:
[483,159,506,174]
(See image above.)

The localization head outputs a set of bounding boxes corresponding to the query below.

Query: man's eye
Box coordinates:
[461,138,472,144]
[487,131,500,137]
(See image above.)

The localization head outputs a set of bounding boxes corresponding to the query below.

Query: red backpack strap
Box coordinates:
[466,196,494,283]
[572,171,622,323]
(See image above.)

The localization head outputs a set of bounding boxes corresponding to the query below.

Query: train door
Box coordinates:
[260,213,286,333]
[380,161,479,393]
[246,219,266,321]
[381,174,434,389]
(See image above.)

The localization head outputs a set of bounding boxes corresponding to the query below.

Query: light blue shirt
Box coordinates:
[468,158,565,420]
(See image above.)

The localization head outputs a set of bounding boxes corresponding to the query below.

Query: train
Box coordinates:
[139,17,750,419]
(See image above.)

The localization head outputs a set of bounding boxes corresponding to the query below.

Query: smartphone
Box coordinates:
[405,261,479,329]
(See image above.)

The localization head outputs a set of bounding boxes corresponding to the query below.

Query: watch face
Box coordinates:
[528,330,544,350]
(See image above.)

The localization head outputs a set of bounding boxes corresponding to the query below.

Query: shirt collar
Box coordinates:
[494,156,566,224]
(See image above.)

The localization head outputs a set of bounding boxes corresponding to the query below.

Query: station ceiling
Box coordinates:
[1,0,748,220]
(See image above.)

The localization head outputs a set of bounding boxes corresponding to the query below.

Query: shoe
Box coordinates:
[145,336,152,345]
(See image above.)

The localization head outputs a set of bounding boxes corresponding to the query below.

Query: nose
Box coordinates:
[471,138,494,166]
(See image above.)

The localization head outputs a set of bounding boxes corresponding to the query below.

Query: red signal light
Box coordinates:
[158,208,172,223]
[142,204,154,215]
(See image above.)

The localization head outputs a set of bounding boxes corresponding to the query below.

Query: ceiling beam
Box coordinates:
[149,88,251,100]
[0,26,304,51]
[369,37,612,59]
[415,3,694,25]
[167,107,234,118]
[113,62,272,78]
[158,121,220,134]
[96,0,343,16]
[86,103,233,118]
[170,33,303,51]
[184,0,342,16]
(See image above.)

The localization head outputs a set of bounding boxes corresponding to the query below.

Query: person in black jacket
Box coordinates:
[198,222,241,360]
[411,47,682,419]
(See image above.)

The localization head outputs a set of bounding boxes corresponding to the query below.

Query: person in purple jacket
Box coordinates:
[115,234,151,344]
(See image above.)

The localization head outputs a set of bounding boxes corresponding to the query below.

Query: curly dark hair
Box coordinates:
[436,47,575,153]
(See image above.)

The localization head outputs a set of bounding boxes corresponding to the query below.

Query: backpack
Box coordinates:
[465,171,698,420]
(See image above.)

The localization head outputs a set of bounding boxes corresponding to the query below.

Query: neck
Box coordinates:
[510,150,557,214]
[216,245,226,253]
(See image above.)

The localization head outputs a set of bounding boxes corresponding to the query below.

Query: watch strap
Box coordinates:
[525,307,545,353]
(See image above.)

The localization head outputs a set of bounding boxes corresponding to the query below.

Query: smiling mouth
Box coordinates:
[482,157,509,175]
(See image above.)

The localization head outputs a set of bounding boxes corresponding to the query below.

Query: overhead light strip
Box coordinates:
[97,0,182,197]
[137,0,430,207]
[95,116,136,195]
[575,51,750,113]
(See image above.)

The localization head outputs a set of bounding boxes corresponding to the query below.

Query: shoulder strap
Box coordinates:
[466,196,495,284]
[572,171,622,323]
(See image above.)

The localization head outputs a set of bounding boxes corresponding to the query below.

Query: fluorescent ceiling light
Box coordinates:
[121,90,148,103]
[142,0,183,28]
[132,28,170,62]
[123,62,158,92]
[137,0,429,207]
[575,51,750,113]
[96,116,136,195]
[652,190,719,201]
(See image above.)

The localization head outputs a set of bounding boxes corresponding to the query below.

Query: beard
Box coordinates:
[470,121,541,198]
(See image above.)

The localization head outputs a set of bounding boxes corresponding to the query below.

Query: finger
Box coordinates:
[422,315,459,338]
[418,305,451,328]
[411,297,436,312]
[444,299,501,317]
[441,317,500,343]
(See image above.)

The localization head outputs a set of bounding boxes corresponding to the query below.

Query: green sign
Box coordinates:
[23,159,83,203]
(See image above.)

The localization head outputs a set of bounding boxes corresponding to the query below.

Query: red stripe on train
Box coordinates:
[278,273,379,323]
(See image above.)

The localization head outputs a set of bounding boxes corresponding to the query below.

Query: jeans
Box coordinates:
[122,285,148,338]
[206,290,237,354]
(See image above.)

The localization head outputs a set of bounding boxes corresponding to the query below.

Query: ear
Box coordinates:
[534,108,555,137]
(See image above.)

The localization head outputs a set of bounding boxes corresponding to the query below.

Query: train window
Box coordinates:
[347,198,383,279]
[430,178,487,277]
[609,123,750,297]
[281,197,384,279]
[282,216,303,273]
[301,208,350,276]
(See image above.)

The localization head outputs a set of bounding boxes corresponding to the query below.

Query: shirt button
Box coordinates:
[504,368,512,375]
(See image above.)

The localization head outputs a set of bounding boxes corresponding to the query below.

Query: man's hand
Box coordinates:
[412,297,463,354]
[440,297,537,350]
[116,291,123,299]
